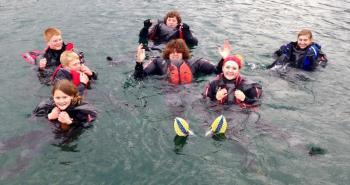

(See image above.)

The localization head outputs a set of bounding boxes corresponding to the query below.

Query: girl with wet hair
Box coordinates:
[33,79,97,130]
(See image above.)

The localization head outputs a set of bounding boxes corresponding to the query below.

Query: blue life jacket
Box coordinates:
[302,43,320,71]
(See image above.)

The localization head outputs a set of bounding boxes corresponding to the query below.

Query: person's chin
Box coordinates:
[54,45,63,50]
[57,105,68,110]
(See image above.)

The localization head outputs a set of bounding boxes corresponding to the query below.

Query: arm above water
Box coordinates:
[133,44,163,80]
[180,23,198,47]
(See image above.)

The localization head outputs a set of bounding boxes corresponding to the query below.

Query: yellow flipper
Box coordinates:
[210,115,227,134]
[174,117,191,137]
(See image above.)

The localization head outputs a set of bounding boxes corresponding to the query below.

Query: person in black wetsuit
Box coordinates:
[204,54,262,108]
[32,79,97,130]
[138,10,198,53]
[0,80,97,179]
[134,39,224,85]
[268,29,328,72]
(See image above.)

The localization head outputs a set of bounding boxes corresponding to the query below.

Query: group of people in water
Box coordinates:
[0,9,330,179]
[23,10,327,135]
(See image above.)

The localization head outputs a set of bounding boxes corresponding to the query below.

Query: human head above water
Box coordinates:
[44,27,63,50]
[52,79,82,109]
[164,11,182,28]
[163,39,190,61]
[222,55,244,80]
[297,29,313,49]
[60,51,81,71]
[223,54,244,69]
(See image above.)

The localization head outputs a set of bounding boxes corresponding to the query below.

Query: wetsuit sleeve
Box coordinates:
[241,82,262,105]
[304,43,327,71]
[317,49,328,68]
[138,19,154,48]
[71,103,97,124]
[77,83,86,96]
[181,23,198,47]
[133,62,145,80]
[268,42,293,68]
[32,99,55,117]
[215,58,224,74]
[203,80,218,101]
[274,42,292,57]
[191,58,218,75]
[90,72,98,80]
[133,59,163,80]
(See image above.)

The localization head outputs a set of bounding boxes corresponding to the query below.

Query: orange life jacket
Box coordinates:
[167,62,193,85]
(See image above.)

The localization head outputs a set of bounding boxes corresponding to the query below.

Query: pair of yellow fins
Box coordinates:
[174,115,227,137]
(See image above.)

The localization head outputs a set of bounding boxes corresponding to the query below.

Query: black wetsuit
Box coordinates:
[32,98,97,129]
[36,44,67,85]
[204,74,262,106]
[133,57,223,81]
[139,20,198,48]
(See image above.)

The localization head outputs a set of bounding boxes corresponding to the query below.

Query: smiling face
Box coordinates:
[166,17,178,29]
[53,89,72,110]
[47,34,63,50]
[222,61,240,80]
[297,34,312,49]
[169,50,183,61]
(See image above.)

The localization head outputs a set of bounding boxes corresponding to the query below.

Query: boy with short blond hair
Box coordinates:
[60,50,80,67]
[51,50,97,96]
[269,29,328,71]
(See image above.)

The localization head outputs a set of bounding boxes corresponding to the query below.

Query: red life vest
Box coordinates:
[70,70,81,86]
[167,62,193,85]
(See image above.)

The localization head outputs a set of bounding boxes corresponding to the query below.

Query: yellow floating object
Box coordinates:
[210,115,227,134]
[174,117,190,137]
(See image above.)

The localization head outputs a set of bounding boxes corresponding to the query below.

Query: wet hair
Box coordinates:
[163,39,190,60]
[60,51,79,67]
[52,79,82,106]
[164,11,182,24]
[297,29,313,39]
[44,27,62,43]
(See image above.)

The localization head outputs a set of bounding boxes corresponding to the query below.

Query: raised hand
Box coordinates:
[136,44,146,63]
[218,40,232,59]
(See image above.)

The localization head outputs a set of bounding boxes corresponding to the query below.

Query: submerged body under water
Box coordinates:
[0,115,91,180]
